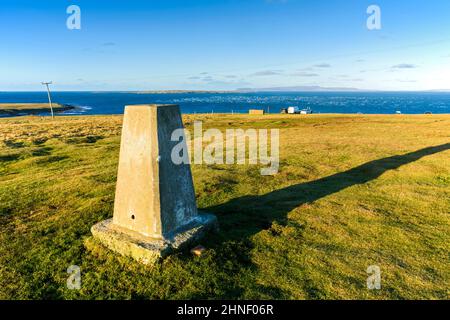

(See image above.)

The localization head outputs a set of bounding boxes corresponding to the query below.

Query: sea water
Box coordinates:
[0,91,449,117]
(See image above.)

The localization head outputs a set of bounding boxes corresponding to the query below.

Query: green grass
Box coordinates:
[0,114,449,299]
[0,103,63,109]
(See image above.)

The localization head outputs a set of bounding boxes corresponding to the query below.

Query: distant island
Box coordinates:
[130,90,236,94]
[127,87,450,94]
[0,103,75,116]
[128,86,364,94]
[236,86,363,92]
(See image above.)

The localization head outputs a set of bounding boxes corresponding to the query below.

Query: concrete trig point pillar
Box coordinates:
[91,104,217,264]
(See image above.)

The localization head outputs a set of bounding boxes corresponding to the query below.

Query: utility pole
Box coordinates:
[41,81,54,119]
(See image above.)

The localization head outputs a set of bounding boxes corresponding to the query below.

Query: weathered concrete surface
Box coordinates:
[92,104,218,264]
[92,213,217,265]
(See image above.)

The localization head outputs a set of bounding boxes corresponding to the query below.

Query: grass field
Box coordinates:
[0,114,449,299]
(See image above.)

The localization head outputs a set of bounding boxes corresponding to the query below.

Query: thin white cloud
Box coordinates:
[391,63,417,69]
[201,76,214,82]
[290,71,319,77]
[397,79,417,83]
[329,74,364,82]
[313,63,332,68]
[250,70,283,76]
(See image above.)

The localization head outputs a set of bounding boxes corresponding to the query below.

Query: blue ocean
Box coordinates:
[1,91,449,116]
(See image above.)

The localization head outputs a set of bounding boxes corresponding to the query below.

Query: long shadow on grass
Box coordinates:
[207,143,450,244]
[200,143,449,298]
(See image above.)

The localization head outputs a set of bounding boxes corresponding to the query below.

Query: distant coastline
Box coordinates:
[129,90,236,94]
[0,103,75,117]
[2,87,450,94]
[127,86,363,94]
[124,87,450,94]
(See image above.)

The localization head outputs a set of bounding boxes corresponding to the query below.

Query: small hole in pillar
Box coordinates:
[131,214,135,220]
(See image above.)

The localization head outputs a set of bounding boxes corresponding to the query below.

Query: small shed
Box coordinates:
[249,109,265,115]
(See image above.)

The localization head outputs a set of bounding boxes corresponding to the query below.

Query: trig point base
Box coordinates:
[91,104,217,265]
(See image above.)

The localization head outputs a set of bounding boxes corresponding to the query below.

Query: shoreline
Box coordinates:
[1,112,450,120]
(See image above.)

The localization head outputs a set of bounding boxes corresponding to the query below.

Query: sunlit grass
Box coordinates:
[0,114,449,299]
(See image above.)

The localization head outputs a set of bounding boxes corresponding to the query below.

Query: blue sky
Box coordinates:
[1,0,450,91]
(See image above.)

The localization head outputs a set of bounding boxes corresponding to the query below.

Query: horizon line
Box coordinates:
[1,89,450,93]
